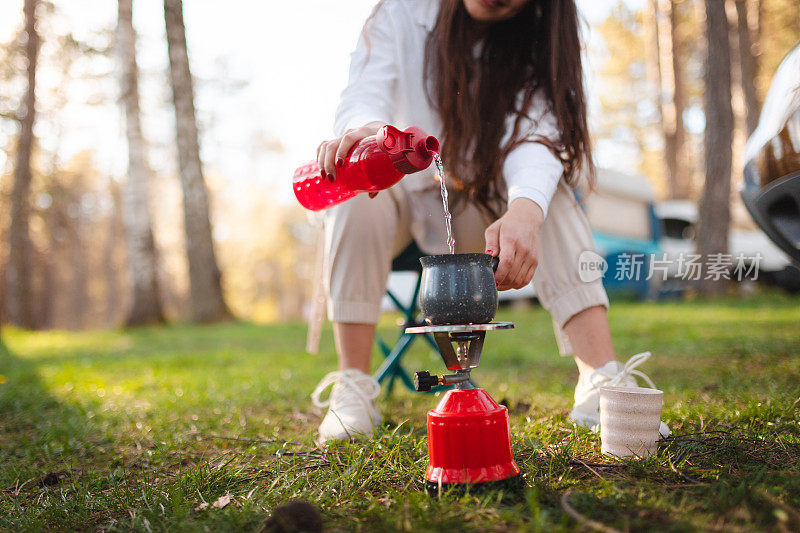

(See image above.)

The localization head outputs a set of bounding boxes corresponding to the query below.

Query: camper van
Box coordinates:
[579,169,662,298]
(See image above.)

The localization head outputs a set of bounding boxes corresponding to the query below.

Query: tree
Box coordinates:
[697,0,734,295]
[756,0,800,97]
[596,4,664,183]
[665,0,690,198]
[163,0,231,322]
[117,0,165,326]
[33,152,124,330]
[103,180,125,325]
[6,0,40,329]
[735,0,761,135]
[650,0,691,199]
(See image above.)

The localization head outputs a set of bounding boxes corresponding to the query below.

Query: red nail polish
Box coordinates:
[336,158,344,168]
[486,250,493,255]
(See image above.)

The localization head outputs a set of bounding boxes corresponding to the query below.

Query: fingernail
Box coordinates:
[321,170,327,179]
[486,250,493,255]
[336,158,344,168]
[329,173,335,182]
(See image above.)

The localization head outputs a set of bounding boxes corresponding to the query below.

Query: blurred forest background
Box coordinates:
[0,0,798,331]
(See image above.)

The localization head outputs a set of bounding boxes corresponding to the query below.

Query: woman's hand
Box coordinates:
[484,199,544,291]
[316,121,386,182]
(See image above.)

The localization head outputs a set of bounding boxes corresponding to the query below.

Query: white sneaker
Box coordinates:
[570,352,671,437]
[311,369,382,444]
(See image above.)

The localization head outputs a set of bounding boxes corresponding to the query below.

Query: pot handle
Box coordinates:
[490,256,499,272]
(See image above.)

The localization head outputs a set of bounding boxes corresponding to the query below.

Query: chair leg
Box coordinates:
[421,332,438,352]
[375,273,429,395]
[377,337,392,358]
[386,370,397,395]
[395,364,416,391]
[374,333,416,386]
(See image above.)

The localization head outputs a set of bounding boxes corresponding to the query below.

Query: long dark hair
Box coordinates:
[425,0,593,218]
[362,0,593,218]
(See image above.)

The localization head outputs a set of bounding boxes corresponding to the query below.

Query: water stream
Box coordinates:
[433,153,455,254]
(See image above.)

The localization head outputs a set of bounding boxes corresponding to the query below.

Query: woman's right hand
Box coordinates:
[316,121,385,182]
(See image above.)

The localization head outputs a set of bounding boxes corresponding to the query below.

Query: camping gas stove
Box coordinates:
[405,322,522,495]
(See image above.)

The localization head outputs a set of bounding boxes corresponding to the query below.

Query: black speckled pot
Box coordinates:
[419,253,499,325]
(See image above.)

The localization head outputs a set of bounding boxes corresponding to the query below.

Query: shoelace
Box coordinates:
[311,370,381,409]
[589,351,657,390]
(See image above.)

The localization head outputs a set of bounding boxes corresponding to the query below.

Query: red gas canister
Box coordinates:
[293,125,439,211]
[425,388,521,493]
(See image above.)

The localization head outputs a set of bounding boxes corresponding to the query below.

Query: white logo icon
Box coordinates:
[578,250,608,283]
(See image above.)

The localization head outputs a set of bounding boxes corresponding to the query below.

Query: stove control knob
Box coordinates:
[414,371,439,392]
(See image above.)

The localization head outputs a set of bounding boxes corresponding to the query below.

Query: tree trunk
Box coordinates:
[6,0,40,329]
[38,202,57,329]
[650,0,691,199]
[0,260,5,328]
[163,0,231,322]
[104,180,125,326]
[69,214,88,330]
[697,0,734,296]
[667,0,690,199]
[117,0,165,326]
[649,0,670,181]
[755,0,762,45]
[735,0,761,135]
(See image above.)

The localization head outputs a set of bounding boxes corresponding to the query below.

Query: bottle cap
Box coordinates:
[376,125,440,174]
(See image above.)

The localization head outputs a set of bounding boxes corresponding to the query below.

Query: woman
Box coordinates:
[310,0,669,443]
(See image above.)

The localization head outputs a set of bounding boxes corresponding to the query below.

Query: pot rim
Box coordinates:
[419,253,492,267]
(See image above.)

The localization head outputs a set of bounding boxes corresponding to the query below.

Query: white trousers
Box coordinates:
[321,180,609,355]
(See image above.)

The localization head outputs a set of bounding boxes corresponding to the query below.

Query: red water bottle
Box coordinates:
[293,125,440,211]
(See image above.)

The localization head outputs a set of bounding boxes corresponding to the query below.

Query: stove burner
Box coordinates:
[405,322,513,391]
[405,321,521,495]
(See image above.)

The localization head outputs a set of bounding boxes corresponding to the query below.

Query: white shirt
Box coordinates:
[334,0,564,216]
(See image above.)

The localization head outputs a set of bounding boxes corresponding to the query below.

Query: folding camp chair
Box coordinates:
[373,241,439,395]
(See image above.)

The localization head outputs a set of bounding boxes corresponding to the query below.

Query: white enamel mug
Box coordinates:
[599,386,663,458]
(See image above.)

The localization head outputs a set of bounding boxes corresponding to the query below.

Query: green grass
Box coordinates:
[2,293,799,531]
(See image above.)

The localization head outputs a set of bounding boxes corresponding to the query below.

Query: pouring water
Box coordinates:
[433,153,456,254]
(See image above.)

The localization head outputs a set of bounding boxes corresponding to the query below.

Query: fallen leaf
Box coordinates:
[212,493,232,509]
[195,502,209,511]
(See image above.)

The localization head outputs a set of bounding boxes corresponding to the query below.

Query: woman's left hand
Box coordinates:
[484,199,544,291]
